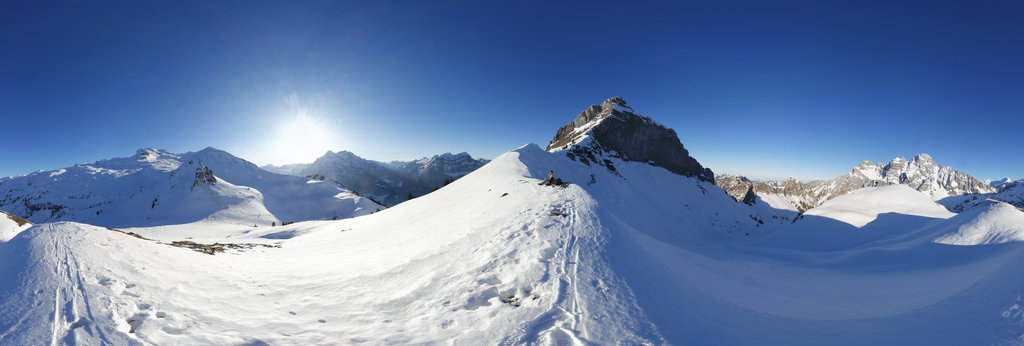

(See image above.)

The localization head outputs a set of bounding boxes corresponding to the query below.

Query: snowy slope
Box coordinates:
[940,180,1024,213]
[0,144,759,345]
[296,150,489,206]
[803,185,955,227]
[934,201,1024,245]
[4,143,1024,345]
[0,210,31,242]
[2,96,1023,345]
[0,148,381,227]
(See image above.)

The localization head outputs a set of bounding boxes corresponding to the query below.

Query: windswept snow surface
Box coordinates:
[935,201,1024,245]
[803,185,955,227]
[2,144,1024,345]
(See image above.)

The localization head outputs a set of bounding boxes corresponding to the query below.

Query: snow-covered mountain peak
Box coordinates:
[133,148,167,162]
[546,97,714,182]
[815,153,996,201]
[296,150,489,206]
[912,153,935,164]
[545,97,656,152]
[0,148,381,227]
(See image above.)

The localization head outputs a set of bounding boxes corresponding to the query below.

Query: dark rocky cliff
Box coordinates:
[546,97,714,183]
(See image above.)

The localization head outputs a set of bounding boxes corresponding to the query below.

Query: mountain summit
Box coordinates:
[546,97,714,182]
[814,153,996,201]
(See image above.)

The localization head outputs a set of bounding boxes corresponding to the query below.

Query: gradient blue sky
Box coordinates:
[2,1,1021,181]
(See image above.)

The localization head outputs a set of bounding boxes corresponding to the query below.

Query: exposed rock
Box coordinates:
[191,166,217,190]
[716,175,816,212]
[547,97,713,182]
[716,175,755,203]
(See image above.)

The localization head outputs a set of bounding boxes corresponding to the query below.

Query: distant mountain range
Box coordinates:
[717,154,998,213]
[263,151,490,206]
[0,148,382,227]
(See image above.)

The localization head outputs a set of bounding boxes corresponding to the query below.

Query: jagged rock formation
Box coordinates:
[813,154,996,201]
[716,175,817,212]
[546,97,714,182]
[191,166,217,190]
[297,151,490,206]
[716,175,758,205]
[720,154,996,212]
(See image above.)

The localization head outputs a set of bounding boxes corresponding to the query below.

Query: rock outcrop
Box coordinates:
[191,166,217,190]
[547,97,714,182]
[716,175,817,212]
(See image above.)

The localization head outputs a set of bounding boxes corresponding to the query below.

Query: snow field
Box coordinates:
[1,144,1024,345]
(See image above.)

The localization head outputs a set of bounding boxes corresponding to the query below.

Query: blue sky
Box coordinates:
[1,1,1021,181]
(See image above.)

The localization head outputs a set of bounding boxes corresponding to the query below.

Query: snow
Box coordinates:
[0,148,381,227]
[1,144,1024,345]
[935,201,1024,245]
[804,185,955,227]
[0,210,31,242]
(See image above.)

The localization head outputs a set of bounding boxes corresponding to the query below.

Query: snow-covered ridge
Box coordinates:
[3,141,1024,345]
[804,185,955,227]
[0,209,32,242]
[293,150,489,206]
[815,153,995,201]
[935,201,1024,245]
[0,147,381,227]
[723,154,999,212]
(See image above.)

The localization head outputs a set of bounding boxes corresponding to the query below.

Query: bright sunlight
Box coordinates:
[267,94,336,164]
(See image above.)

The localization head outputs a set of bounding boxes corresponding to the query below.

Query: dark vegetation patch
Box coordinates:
[104,227,281,255]
[0,210,31,227]
[169,241,280,255]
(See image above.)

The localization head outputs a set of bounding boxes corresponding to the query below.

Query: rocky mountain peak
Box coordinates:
[913,153,934,163]
[815,153,996,201]
[546,97,714,183]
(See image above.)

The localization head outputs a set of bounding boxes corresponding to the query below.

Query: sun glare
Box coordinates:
[266,94,337,165]
[275,113,331,164]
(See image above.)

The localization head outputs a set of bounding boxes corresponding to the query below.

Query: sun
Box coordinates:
[273,111,332,164]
